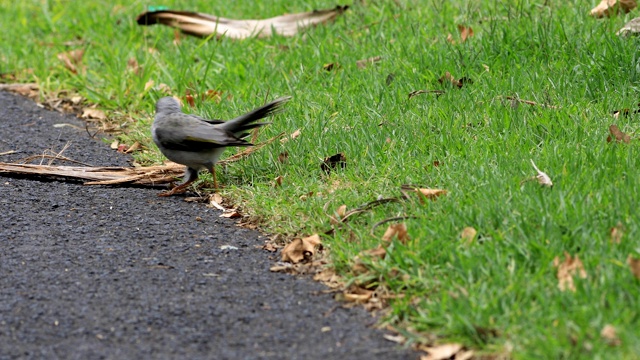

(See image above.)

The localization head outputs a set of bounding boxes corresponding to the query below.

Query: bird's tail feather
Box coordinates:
[220,96,291,134]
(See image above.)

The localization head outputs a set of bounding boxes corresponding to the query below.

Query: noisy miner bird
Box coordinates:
[152,96,291,196]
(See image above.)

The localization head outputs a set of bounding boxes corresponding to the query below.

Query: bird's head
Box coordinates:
[155,96,182,114]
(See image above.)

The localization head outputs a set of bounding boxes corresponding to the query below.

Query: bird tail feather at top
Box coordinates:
[219,96,291,134]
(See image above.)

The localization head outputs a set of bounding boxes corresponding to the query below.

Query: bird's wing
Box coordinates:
[155,113,250,151]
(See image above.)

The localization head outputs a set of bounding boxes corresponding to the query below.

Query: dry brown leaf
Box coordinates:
[0,83,39,99]
[158,83,172,94]
[601,324,621,346]
[342,286,373,303]
[419,343,465,360]
[457,24,474,42]
[383,333,406,344]
[220,210,242,218]
[321,152,346,174]
[351,245,386,274]
[273,175,283,187]
[261,242,278,252]
[610,222,624,244]
[590,0,637,18]
[617,17,640,35]
[446,33,455,44]
[109,140,119,150]
[553,252,588,292]
[628,255,640,279]
[281,234,322,263]
[381,223,409,244]
[607,124,631,144]
[402,186,448,202]
[438,72,472,89]
[356,55,382,69]
[460,226,477,245]
[408,89,445,99]
[530,159,553,187]
[124,141,142,154]
[313,267,343,289]
[280,129,301,144]
[127,57,140,74]
[144,80,155,92]
[185,94,196,107]
[323,62,340,71]
[81,108,107,120]
[277,151,289,163]
[57,49,84,74]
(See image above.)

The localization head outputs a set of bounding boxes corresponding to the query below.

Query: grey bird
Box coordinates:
[152,96,291,196]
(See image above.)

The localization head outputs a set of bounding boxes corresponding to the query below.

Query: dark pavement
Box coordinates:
[0,91,418,360]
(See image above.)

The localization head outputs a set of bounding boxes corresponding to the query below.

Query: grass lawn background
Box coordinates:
[2,0,640,358]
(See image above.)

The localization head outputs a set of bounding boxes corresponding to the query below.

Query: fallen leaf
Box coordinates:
[351,245,387,274]
[321,153,346,174]
[438,72,472,89]
[323,62,340,71]
[157,83,172,94]
[460,226,477,245]
[124,141,141,154]
[110,140,119,150]
[385,73,395,86]
[628,255,640,279]
[383,333,406,344]
[419,343,464,360]
[401,185,448,202]
[277,151,289,163]
[220,210,242,218]
[280,129,301,144]
[0,83,39,99]
[590,0,637,18]
[57,49,84,74]
[261,242,278,252]
[127,57,140,74]
[274,175,283,187]
[601,324,621,346]
[336,204,347,218]
[144,80,155,92]
[530,159,553,187]
[446,33,455,44]
[408,89,445,99]
[81,108,107,120]
[381,223,409,243]
[607,124,631,144]
[553,252,588,292]
[617,17,640,35]
[356,55,382,69]
[342,286,373,303]
[185,94,195,107]
[314,267,344,289]
[457,24,474,42]
[281,234,322,263]
[610,222,624,244]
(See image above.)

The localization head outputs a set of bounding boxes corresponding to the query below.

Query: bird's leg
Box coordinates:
[207,165,219,191]
[158,167,199,197]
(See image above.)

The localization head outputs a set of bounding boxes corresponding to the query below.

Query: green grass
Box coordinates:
[3,0,640,358]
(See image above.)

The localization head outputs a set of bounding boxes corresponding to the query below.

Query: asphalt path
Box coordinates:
[0,91,418,360]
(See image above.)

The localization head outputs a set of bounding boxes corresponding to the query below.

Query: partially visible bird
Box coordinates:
[152,96,291,196]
